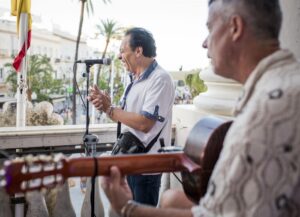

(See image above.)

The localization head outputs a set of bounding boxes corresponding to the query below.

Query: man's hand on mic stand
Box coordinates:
[88,85,112,113]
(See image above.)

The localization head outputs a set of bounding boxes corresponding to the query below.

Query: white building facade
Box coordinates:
[0,10,99,95]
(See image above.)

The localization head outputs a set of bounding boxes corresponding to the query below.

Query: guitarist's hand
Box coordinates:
[100,166,132,215]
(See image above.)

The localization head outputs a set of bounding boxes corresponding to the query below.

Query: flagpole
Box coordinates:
[16,13,28,128]
[15,12,28,217]
[11,0,31,216]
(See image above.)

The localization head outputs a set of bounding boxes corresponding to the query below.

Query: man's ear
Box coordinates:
[135,46,143,57]
[230,15,244,41]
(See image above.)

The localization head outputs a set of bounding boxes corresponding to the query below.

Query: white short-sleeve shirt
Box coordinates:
[120,60,175,153]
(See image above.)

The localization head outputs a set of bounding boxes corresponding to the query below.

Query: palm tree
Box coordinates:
[5,55,63,102]
[72,0,111,124]
[95,19,122,87]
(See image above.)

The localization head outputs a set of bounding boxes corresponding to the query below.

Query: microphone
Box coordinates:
[76,58,112,65]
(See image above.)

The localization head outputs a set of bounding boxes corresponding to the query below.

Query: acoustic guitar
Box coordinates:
[1,116,232,203]
[181,116,232,203]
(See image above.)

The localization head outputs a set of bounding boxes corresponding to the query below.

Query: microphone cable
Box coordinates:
[72,62,87,112]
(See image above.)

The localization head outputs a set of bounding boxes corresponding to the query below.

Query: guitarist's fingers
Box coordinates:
[110,166,122,187]
[100,166,121,192]
[100,176,110,191]
[100,166,132,214]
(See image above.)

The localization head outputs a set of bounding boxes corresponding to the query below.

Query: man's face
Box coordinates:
[203,2,233,78]
[118,35,137,73]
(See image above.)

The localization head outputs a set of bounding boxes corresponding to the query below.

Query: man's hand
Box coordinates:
[100,166,133,215]
[88,85,111,112]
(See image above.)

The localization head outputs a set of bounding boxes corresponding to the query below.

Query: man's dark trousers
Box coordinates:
[127,174,162,206]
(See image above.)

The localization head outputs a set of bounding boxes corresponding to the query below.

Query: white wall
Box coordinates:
[279,0,300,59]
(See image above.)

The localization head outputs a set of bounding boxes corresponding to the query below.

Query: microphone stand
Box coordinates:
[82,63,98,156]
[82,63,98,217]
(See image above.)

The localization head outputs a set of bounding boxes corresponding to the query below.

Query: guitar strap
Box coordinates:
[117,74,134,138]
[116,79,166,152]
[144,123,166,152]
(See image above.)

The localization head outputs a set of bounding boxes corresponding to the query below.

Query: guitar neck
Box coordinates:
[3,152,200,194]
[66,152,200,178]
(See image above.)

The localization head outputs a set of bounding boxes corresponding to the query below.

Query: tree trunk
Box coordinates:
[26,88,32,102]
[96,39,109,87]
[72,0,86,124]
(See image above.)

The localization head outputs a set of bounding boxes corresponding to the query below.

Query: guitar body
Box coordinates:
[181,116,232,203]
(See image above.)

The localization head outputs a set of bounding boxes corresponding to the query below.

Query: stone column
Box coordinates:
[173,66,242,148]
[193,67,242,117]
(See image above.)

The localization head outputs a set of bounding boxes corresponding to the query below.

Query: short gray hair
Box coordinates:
[208,0,282,39]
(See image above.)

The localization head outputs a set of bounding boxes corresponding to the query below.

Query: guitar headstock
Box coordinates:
[0,154,68,195]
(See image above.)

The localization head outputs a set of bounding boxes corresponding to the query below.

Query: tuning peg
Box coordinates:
[0,179,6,188]
[24,155,34,165]
[4,160,11,167]
[0,169,5,187]
[53,153,65,162]
[39,155,52,162]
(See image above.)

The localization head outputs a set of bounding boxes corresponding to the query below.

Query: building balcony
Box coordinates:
[0,123,177,155]
[0,66,241,216]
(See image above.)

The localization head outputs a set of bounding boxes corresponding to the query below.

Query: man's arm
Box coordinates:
[88,85,155,133]
[109,107,155,133]
[123,205,193,217]
[101,166,193,217]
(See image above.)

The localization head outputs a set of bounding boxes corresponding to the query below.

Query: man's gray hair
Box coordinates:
[209,0,282,39]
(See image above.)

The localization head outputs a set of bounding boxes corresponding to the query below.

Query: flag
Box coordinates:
[11,0,32,72]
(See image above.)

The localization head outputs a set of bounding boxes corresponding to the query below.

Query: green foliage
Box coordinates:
[98,72,109,90]
[112,70,124,105]
[95,57,125,105]
[93,19,126,106]
[111,58,125,105]
[96,19,122,41]
[4,63,18,92]
[185,69,207,98]
[95,19,123,86]
[5,55,64,102]
[113,84,124,105]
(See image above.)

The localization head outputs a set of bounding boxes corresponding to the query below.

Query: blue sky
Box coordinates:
[1,0,210,71]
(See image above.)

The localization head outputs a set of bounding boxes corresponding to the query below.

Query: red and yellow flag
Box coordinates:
[11,0,32,72]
